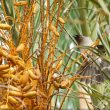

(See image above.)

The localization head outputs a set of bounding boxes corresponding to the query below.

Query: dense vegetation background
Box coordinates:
[0,0,110,110]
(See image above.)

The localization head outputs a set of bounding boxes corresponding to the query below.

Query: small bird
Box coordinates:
[74,35,110,84]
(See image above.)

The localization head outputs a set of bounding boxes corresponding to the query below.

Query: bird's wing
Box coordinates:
[76,58,110,84]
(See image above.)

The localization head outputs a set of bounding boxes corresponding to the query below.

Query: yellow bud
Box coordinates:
[8,96,19,104]
[58,17,65,24]
[0,64,9,71]
[54,31,60,37]
[28,69,38,80]
[9,90,22,97]
[0,23,11,30]
[49,24,57,32]
[16,43,24,52]
[9,85,21,92]
[22,85,32,92]
[23,91,37,98]
[60,79,70,89]
[0,104,9,110]
[21,71,29,86]
[14,1,27,6]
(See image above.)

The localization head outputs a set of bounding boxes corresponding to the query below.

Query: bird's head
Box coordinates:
[74,35,93,46]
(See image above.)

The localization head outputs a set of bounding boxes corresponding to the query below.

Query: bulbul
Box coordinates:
[74,35,110,84]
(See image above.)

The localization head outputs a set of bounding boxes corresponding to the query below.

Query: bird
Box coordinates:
[74,35,110,84]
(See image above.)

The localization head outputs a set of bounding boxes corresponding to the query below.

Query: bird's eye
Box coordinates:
[74,35,83,44]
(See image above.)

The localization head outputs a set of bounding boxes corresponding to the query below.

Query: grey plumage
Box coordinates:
[74,35,110,83]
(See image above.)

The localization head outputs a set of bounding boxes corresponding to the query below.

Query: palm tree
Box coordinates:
[0,0,110,110]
